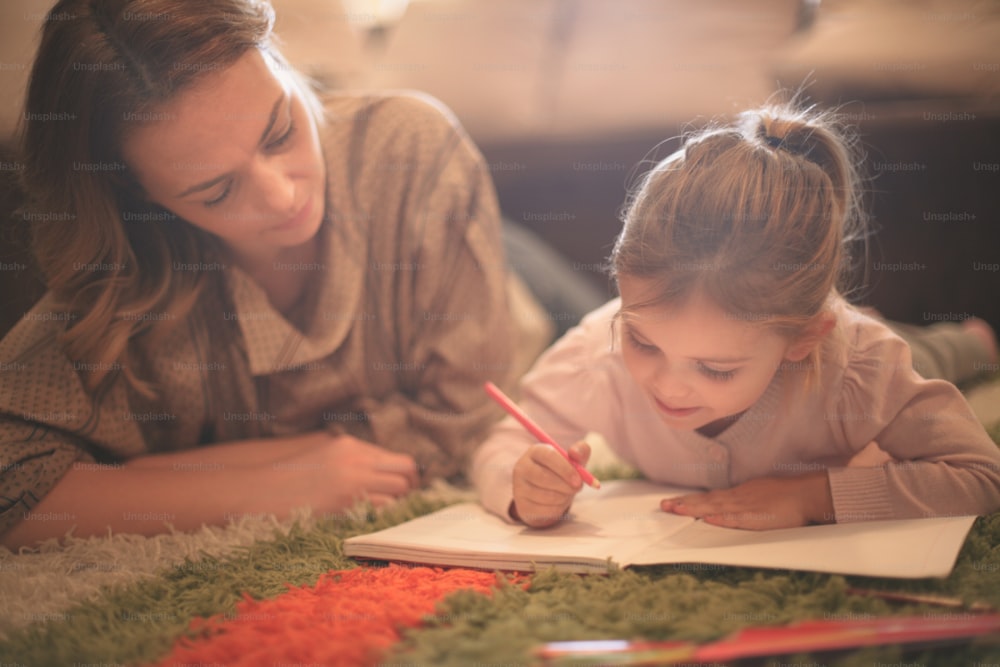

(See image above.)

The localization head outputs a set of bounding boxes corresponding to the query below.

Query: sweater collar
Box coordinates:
[225,217,362,376]
[686,367,786,450]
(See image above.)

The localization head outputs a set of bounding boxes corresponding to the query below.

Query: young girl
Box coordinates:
[472,104,1000,529]
[0,0,539,547]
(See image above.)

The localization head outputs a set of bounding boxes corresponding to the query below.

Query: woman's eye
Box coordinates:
[204,182,232,208]
[266,122,296,150]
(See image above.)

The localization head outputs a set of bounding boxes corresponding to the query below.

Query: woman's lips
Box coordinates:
[653,396,699,418]
[273,196,312,231]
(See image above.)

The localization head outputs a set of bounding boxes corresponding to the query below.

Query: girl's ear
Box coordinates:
[784,312,836,362]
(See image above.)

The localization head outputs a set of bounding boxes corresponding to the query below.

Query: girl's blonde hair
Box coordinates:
[17,0,321,395]
[610,103,868,382]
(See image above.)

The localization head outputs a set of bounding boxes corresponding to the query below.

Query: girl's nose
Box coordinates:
[651,361,692,400]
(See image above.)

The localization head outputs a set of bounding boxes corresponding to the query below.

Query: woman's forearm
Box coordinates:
[1,460,303,549]
[124,431,323,469]
[1,431,420,549]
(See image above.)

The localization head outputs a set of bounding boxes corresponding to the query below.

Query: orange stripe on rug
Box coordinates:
[152,564,517,667]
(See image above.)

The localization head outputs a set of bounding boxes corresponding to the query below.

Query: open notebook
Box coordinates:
[344,480,976,578]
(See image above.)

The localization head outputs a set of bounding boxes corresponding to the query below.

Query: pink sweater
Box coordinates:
[472,298,1000,523]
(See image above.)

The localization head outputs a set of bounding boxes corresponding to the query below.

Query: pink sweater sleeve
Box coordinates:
[471,300,627,521]
[470,416,534,522]
[826,321,1000,521]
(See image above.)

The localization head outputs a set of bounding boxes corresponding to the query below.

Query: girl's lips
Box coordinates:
[653,396,699,418]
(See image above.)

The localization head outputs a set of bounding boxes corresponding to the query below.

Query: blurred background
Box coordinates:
[2,0,999,332]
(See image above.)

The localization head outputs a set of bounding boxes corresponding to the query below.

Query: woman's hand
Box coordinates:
[274,432,420,513]
[659,472,834,530]
[511,441,591,528]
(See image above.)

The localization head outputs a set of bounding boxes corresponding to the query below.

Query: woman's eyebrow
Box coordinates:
[175,92,286,198]
[256,92,288,144]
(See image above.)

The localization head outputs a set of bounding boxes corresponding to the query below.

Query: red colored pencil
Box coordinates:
[535,613,1000,664]
[484,381,600,489]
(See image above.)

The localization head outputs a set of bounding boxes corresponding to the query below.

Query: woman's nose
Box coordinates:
[254,161,295,214]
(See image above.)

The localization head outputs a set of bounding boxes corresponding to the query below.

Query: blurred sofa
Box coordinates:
[2,0,999,333]
[770,0,1000,329]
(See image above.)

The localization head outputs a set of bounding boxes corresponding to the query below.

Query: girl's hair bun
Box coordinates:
[754,112,820,155]
[741,106,856,211]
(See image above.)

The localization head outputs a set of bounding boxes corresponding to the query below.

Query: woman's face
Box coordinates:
[122,49,326,263]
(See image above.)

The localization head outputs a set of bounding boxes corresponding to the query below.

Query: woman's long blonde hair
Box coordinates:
[18,0,315,395]
[610,103,868,383]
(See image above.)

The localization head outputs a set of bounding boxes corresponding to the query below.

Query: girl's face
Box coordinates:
[122,49,326,263]
[617,276,813,433]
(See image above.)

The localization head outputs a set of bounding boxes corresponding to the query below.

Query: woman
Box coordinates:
[0,0,536,546]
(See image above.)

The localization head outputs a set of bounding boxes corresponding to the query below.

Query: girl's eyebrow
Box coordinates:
[617,315,646,337]
[619,312,750,364]
[691,355,751,364]
[175,92,287,198]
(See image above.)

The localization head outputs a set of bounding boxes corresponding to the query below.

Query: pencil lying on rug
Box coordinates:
[846,586,996,612]
[534,613,1000,665]
[483,381,600,489]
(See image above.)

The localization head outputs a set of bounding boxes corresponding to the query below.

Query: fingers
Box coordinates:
[660,497,681,513]
[364,493,399,509]
[307,435,419,508]
[660,487,796,530]
[661,493,700,516]
[567,441,591,466]
[364,470,415,498]
[661,491,740,521]
[523,445,584,491]
[661,490,746,515]
[364,456,418,499]
[373,451,420,489]
[511,445,589,528]
[334,434,420,492]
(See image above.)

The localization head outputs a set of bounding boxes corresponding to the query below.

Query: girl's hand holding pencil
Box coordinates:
[483,382,600,528]
[511,440,593,527]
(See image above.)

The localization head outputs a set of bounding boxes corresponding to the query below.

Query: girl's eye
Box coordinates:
[625,330,658,355]
[698,363,737,381]
[266,122,296,150]
[204,182,232,208]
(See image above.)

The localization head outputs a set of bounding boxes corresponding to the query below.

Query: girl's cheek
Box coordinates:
[630,350,661,378]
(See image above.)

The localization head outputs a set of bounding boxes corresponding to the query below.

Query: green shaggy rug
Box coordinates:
[1,399,998,666]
